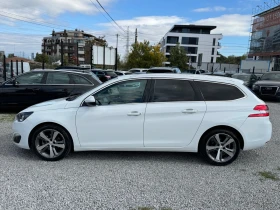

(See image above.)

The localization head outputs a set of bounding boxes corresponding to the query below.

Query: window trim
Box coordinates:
[148,79,203,103]
[192,80,247,101]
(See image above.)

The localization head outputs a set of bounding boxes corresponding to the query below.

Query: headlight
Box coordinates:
[252,85,260,90]
[16,112,33,122]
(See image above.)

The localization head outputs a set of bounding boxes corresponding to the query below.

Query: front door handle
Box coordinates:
[182,109,197,114]
[127,111,141,116]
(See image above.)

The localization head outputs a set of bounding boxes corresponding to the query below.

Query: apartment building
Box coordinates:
[160,25,223,65]
[41,29,106,65]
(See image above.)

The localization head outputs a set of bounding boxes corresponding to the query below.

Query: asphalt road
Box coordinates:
[0,103,280,210]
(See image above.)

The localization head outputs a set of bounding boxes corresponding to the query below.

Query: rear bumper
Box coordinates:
[240,117,272,150]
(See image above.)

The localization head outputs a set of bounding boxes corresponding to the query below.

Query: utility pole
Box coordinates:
[135,28,138,44]
[126,26,129,56]
[61,40,64,66]
[116,34,119,48]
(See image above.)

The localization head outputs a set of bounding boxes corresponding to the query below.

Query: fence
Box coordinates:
[0,55,26,82]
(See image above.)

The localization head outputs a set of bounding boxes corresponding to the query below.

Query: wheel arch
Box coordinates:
[198,125,244,152]
[28,122,74,151]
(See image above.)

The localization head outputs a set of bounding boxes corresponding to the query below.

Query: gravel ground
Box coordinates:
[0,103,280,210]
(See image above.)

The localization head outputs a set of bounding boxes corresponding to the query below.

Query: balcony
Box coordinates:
[78,57,85,61]
[78,51,84,54]
[217,42,221,49]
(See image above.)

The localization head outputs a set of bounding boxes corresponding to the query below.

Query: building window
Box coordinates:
[212,48,215,55]
[181,37,199,45]
[166,55,170,61]
[213,38,216,46]
[166,46,175,53]
[183,47,197,54]
[167,36,179,44]
[211,57,214,63]
[74,33,78,37]
[190,56,197,63]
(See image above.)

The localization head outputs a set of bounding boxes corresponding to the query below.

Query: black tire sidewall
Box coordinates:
[31,125,72,161]
[199,129,241,166]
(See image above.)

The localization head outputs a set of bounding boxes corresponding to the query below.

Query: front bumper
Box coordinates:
[12,119,35,150]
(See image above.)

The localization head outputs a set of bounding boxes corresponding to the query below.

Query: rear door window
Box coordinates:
[152,79,196,102]
[46,72,71,84]
[195,81,244,101]
[71,75,91,85]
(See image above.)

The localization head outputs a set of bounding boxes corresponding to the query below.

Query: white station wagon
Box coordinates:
[12,74,272,165]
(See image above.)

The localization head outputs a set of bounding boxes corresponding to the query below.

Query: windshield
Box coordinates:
[232,75,251,81]
[105,71,117,77]
[261,73,280,81]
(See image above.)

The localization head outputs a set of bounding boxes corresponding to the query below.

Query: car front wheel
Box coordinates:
[199,129,240,166]
[30,124,72,161]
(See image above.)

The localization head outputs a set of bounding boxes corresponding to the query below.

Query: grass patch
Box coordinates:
[0,113,16,122]
[259,171,279,181]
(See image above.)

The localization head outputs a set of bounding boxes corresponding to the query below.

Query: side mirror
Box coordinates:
[12,79,19,86]
[84,96,96,107]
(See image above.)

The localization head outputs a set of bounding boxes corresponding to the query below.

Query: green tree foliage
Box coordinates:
[217,53,247,65]
[169,44,188,70]
[126,40,166,69]
[34,53,49,63]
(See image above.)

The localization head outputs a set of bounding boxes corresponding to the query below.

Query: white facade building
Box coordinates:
[160,25,223,66]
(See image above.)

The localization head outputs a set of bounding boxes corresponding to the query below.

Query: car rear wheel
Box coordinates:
[199,129,240,166]
[31,124,72,161]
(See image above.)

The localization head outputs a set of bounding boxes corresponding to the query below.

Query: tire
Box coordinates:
[199,129,240,166]
[30,124,72,161]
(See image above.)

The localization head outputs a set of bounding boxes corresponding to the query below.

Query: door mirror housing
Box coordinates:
[84,96,96,106]
[12,79,19,86]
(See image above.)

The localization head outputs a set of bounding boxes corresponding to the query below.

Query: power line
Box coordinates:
[95,0,126,33]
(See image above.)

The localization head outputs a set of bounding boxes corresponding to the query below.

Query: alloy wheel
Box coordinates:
[206,133,237,163]
[35,129,66,159]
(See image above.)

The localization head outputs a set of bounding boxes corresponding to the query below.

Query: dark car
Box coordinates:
[231,73,258,89]
[202,72,233,77]
[147,67,181,74]
[0,70,101,111]
[252,72,280,101]
[91,69,108,83]
[55,66,90,70]
[103,70,118,79]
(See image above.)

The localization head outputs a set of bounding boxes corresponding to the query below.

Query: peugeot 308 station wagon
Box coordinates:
[12,74,272,166]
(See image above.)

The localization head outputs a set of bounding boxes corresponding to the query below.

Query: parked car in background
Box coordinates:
[129,68,148,73]
[115,71,132,76]
[231,73,258,89]
[103,70,118,80]
[55,66,90,70]
[185,69,208,74]
[252,72,280,101]
[91,69,108,83]
[202,72,233,77]
[0,70,101,110]
[147,67,181,74]
[13,73,272,166]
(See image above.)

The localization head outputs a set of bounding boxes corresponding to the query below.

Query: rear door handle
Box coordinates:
[182,109,197,114]
[127,111,141,116]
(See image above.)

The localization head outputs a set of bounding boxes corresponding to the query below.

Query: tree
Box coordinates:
[169,43,188,70]
[217,53,247,65]
[126,40,166,69]
[34,53,49,63]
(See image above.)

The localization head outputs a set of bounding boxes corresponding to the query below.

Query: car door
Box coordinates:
[0,72,46,109]
[76,79,149,148]
[144,79,206,147]
[43,72,73,101]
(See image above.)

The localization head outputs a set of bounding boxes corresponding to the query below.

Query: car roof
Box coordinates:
[32,69,92,75]
[149,67,173,70]
[107,73,244,85]
[263,71,280,74]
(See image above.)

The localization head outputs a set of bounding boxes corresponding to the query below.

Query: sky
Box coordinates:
[0,0,268,59]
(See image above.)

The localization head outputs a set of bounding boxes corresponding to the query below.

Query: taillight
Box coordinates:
[248,105,269,117]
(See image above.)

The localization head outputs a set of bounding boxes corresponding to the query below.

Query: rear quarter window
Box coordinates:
[195,81,245,101]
